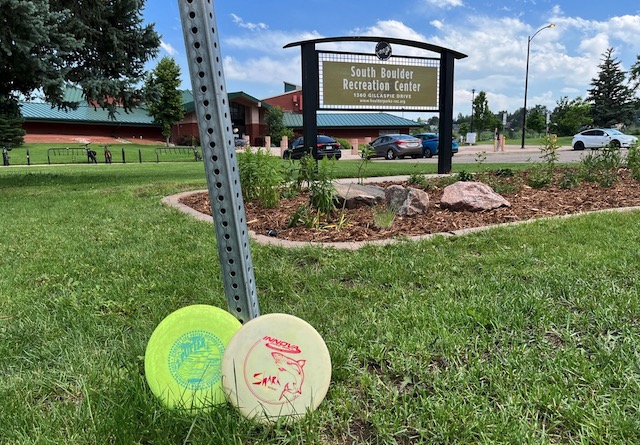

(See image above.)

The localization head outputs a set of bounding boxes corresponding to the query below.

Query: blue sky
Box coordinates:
[143,0,640,118]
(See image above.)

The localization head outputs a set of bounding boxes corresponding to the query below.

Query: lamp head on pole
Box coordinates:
[531,23,555,41]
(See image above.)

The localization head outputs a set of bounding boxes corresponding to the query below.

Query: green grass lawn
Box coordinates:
[1,162,639,444]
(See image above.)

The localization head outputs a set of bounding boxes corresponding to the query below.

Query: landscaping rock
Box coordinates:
[334,183,385,209]
[385,185,430,216]
[440,181,510,211]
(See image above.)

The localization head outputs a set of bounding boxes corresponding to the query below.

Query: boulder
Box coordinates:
[334,183,385,209]
[385,185,430,216]
[440,181,510,212]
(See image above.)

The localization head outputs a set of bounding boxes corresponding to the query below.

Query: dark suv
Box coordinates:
[283,135,342,160]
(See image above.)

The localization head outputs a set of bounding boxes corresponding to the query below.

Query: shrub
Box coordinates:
[175,134,199,146]
[625,143,640,180]
[408,171,427,187]
[457,170,474,181]
[335,138,351,151]
[559,168,581,189]
[579,143,622,187]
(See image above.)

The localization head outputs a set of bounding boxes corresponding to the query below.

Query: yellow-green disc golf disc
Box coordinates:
[144,304,241,411]
[221,313,331,423]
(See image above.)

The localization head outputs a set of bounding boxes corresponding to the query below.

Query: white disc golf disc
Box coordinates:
[221,313,331,423]
[144,304,241,411]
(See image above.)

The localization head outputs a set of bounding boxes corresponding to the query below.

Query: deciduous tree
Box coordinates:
[145,57,185,146]
[550,96,592,136]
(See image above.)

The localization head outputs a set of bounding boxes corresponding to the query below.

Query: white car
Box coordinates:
[572,128,638,150]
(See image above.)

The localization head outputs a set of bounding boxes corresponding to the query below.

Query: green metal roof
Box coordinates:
[282,112,422,129]
[62,86,85,104]
[181,91,270,114]
[20,102,156,126]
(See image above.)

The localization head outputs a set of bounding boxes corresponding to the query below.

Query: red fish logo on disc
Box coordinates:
[245,335,307,404]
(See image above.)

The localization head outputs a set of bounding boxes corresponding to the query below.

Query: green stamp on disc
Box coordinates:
[145,305,241,411]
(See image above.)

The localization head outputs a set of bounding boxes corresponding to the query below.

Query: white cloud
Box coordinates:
[430,20,445,30]
[160,40,178,57]
[224,30,322,54]
[423,0,463,8]
[230,13,268,31]
[578,33,610,59]
[223,55,301,85]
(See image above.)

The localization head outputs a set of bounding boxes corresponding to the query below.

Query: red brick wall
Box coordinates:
[24,121,163,141]
[263,91,302,113]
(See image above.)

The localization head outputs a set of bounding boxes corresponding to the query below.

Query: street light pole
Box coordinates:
[470,88,475,133]
[521,23,555,149]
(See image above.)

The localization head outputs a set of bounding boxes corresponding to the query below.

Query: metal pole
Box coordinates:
[438,51,455,175]
[178,0,259,323]
[521,36,531,149]
[521,24,555,149]
[470,88,475,133]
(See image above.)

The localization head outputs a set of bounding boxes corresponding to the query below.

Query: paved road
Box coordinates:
[341,143,601,164]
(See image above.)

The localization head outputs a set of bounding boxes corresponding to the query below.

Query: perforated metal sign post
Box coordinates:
[178,0,259,323]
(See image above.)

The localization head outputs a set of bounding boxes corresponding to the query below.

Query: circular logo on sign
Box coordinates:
[243,336,306,405]
[375,41,392,60]
[168,330,225,390]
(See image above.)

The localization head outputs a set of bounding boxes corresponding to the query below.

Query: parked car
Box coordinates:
[365,134,422,160]
[282,135,342,160]
[572,128,638,150]
[414,133,459,158]
[234,138,247,148]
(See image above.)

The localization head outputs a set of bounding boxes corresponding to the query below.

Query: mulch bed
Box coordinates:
[179,169,640,243]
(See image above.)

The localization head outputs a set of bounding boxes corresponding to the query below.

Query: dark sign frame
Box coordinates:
[284,36,467,174]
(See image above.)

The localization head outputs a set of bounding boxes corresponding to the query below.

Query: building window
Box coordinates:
[230,102,245,124]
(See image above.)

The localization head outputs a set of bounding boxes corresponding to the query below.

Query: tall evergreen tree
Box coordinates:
[527,105,549,135]
[0,0,159,115]
[145,57,185,146]
[586,48,636,127]
[471,91,499,133]
[0,97,26,146]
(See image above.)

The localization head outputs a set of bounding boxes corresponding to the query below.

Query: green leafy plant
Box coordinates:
[280,158,301,199]
[408,171,427,187]
[540,134,560,169]
[457,170,474,181]
[626,142,640,180]
[287,205,320,228]
[356,144,374,185]
[308,157,337,215]
[527,164,552,188]
[526,134,561,188]
[237,146,283,208]
[579,143,622,187]
[493,168,514,177]
[475,151,487,168]
[296,153,316,189]
[559,168,581,189]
